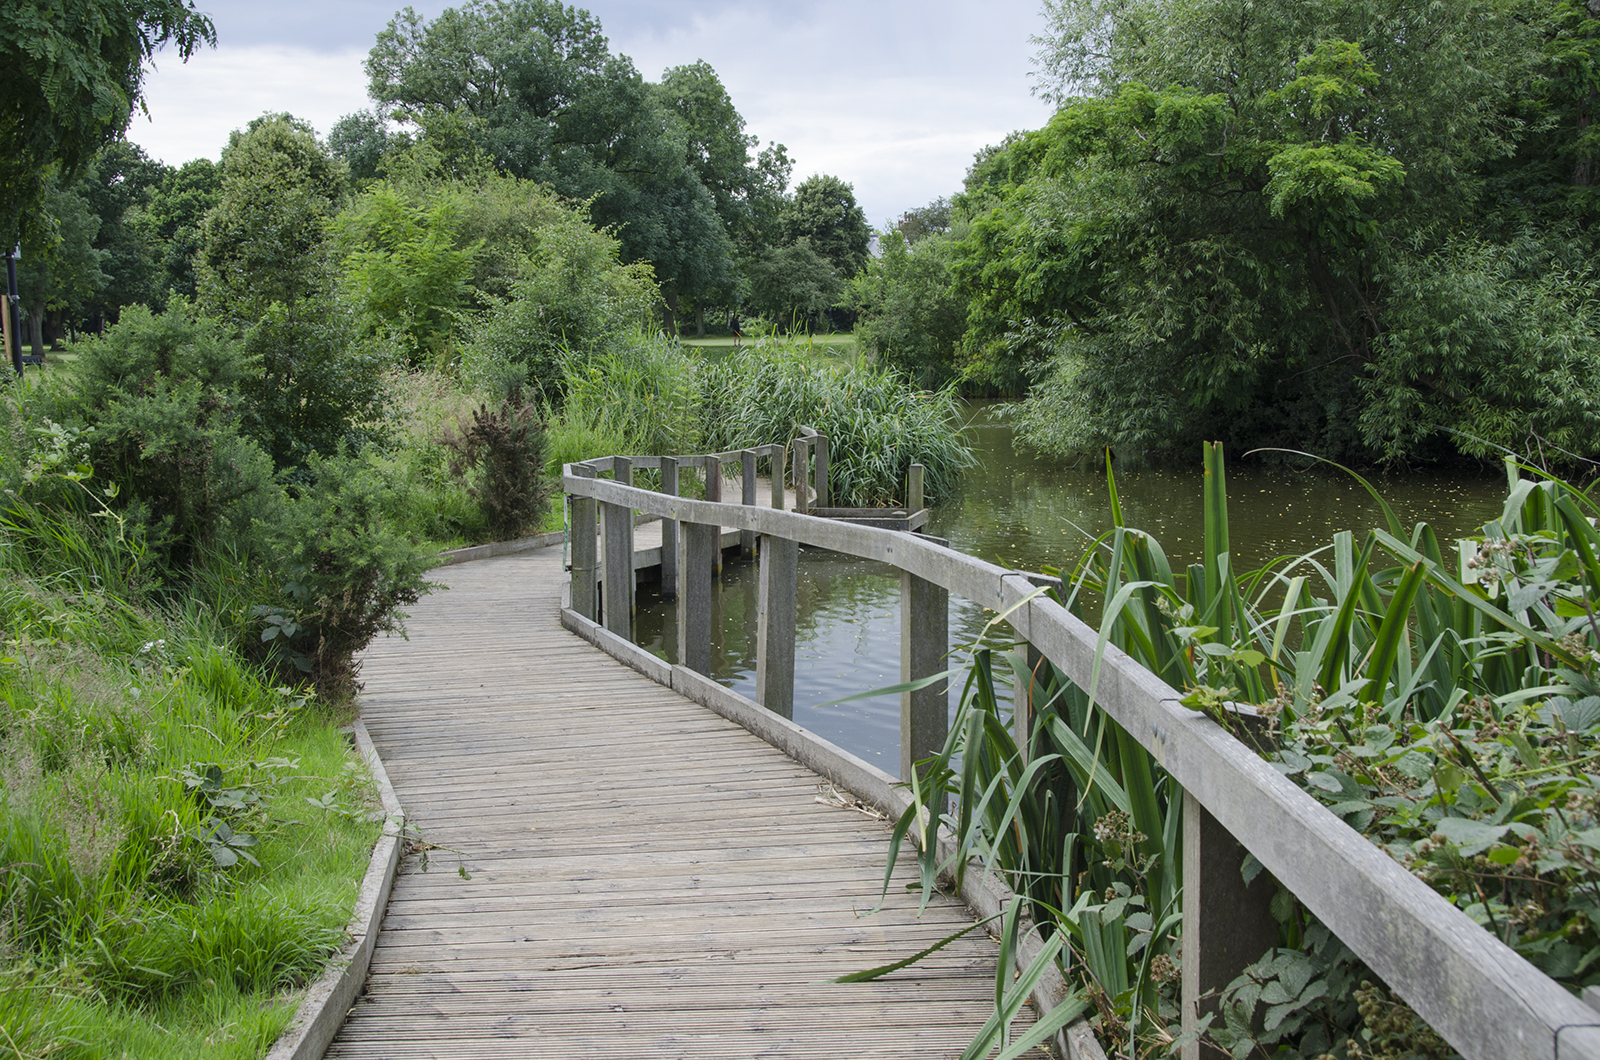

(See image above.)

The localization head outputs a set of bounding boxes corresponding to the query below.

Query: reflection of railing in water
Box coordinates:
[563,432,1598,1060]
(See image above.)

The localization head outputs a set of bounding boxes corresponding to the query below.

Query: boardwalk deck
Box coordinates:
[329,545,1033,1059]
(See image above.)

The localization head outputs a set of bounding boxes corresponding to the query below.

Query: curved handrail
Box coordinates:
[562,457,1600,1060]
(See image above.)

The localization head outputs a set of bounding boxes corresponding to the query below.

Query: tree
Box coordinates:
[199,114,347,321]
[974,0,1600,463]
[850,228,967,390]
[746,239,843,333]
[17,176,108,352]
[365,0,734,332]
[136,156,220,303]
[330,109,404,184]
[75,140,170,321]
[199,114,386,473]
[781,175,871,278]
[896,198,953,244]
[0,0,213,245]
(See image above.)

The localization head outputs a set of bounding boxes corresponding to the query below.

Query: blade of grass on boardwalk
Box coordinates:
[829,913,1002,983]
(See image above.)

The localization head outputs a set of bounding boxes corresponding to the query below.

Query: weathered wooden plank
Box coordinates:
[901,569,949,782]
[755,533,797,718]
[334,545,1030,1060]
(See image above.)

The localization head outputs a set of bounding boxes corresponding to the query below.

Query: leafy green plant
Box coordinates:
[255,449,439,701]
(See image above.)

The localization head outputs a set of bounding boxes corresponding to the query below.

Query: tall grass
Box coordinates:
[698,340,975,506]
[0,493,381,1058]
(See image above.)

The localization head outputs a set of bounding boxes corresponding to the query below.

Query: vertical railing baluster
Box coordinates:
[907,462,924,515]
[677,520,715,674]
[741,449,758,558]
[769,444,785,511]
[1013,642,1042,763]
[600,457,634,638]
[792,438,810,515]
[1182,707,1281,1060]
[703,455,723,578]
[568,464,597,621]
[900,571,948,781]
[813,433,829,509]
[660,455,679,599]
[756,534,797,718]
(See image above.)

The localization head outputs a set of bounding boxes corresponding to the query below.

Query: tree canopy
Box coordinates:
[364,0,753,325]
[848,0,1600,463]
[0,0,213,244]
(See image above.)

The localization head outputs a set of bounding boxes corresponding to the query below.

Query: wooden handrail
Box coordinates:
[562,455,1600,1060]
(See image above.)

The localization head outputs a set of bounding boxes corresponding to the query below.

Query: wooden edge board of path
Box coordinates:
[319,543,1098,1059]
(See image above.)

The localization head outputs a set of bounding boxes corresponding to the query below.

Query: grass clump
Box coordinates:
[697,339,974,507]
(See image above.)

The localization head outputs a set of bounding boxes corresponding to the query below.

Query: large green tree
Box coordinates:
[364,0,734,332]
[781,175,871,279]
[0,0,213,245]
[967,0,1600,463]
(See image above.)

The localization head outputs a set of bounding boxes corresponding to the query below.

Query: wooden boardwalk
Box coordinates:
[328,545,1029,1059]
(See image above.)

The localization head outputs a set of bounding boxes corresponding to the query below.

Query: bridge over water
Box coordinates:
[325,437,1599,1060]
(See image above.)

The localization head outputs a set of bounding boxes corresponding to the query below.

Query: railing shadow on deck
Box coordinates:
[562,433,1600,1060]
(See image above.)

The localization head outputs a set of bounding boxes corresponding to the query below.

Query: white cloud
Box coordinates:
[128,45,370,165]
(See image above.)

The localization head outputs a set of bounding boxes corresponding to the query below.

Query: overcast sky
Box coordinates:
[127,0,1055,227]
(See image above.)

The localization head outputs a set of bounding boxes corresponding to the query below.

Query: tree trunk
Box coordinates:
[27,299,44,358]
[694,304,705,337]
[662,288,679,337]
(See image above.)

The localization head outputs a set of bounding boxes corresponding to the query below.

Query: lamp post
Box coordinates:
[4,245,20,378]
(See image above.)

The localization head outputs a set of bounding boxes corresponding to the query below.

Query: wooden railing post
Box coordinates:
[792,438,809,515]
[741,449,758,558]
[900,571,948,781]
[703,455,723,578]
[1182,707,1282,1060]
[813,433,829,508]
[1013,642,1042,763]
[659,455,679,599]
[755,533,797,718]
[769,444,785,511]
[568,464,597,621]
[677,520,716,674]
[907,462,925,515]
[600,508,631,638]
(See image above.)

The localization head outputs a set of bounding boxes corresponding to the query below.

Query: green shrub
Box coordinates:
[68,301,277,568]
[256,449,439,700]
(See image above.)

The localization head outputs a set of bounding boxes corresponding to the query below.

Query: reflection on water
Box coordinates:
[635,403,1509,777]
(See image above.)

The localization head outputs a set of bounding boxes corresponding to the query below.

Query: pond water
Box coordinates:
[634,403,1508,777]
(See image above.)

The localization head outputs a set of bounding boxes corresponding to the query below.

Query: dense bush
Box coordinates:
[253,450,437,701]
[69,300,275,568]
